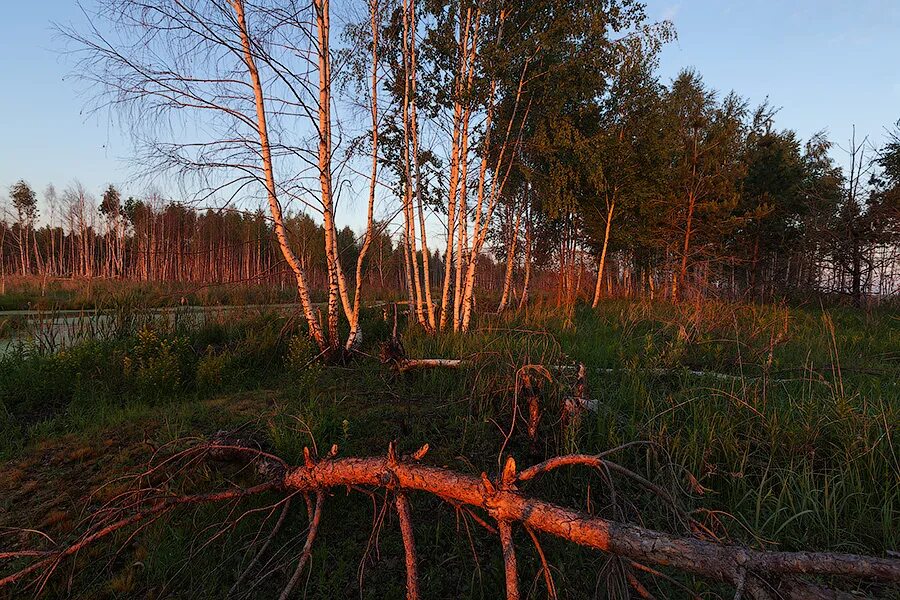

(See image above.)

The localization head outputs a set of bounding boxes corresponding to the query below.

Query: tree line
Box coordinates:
[1,0,898,352]
[0,181,511,298]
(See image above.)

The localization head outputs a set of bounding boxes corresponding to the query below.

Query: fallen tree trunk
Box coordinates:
[394,357,469,372]
[281,452,900,592]
[382,349,842,387]
[3,442,897,599]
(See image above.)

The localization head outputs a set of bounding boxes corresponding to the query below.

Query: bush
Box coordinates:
[125,326,194,394]
[285,334,322,393]
[195,347,232,392]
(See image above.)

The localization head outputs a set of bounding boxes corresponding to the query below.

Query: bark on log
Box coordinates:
[395,358,468,372]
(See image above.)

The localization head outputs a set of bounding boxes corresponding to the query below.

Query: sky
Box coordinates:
[648,0,900,151]
[1,0,899,226]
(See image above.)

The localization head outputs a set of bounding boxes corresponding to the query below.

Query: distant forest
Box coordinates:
[2,0,899,316]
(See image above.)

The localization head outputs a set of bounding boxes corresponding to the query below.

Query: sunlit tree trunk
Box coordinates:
[397,3,427,328]
[452,134,469,331]
[313,0,353,351]
[405,0,435,330]
[345,0,381,351]
[517,210,532,311]
[452,7,480,332]
[458,80,495,331]
[231,0,325,351]
[460,55,529,331]
[674,189,696,303]
[591,197,615,308]
[0,228,5,294]
[497,203,523,312]
[438,6,473,331]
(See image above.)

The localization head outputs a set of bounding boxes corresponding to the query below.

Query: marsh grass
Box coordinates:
[0,299,896,598]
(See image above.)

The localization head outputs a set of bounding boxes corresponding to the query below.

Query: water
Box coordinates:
[0,304,308,356]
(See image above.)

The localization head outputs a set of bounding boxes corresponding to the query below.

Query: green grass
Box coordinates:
[0,299,897,598]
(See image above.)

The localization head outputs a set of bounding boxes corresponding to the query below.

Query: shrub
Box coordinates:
[126,326,193,394]
[195,347,232,393]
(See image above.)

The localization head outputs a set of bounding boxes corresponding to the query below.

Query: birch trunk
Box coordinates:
[439,105,462,330]
[591,198,615,308]
[313,0,348,351]
[458,86,495,331]
[452,108,471,331]
[231,0,326,351]
[406,0,436,330]
[517,213,532,311]
[496,204,523,312]
[438,7,473,331]
[452,9,481,331]
[460,61,529,331]
[345,0,381,351]
[399,0,427,328]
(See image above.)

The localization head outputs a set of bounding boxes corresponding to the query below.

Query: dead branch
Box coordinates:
[278,491,324,600]
[626,568,656,599]
[379,352,831,388]
[499,520,520,600]
[524,525,557,600]
[517,453,685,523]
[0,481,277,589]
[395,492,420,600]
[279,451,900,594]
[228,496,292,596]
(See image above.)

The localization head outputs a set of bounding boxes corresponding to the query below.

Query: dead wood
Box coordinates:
[395,357,468,372]
[0,481,278,590]
[379,351,835,389]
[498,520,520,600]
[279,450,900,596]
[524,524,557,600]
[228,497,292,597]
[3,441,898,599]
[278,491,323,600]
[379,338,468,373]
[395,492,420,600]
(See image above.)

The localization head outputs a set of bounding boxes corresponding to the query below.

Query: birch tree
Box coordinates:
[61,0,375,353]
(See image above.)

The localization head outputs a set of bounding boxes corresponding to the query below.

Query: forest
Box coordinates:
[0,0,898,599]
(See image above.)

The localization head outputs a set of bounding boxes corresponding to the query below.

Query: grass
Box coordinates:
[0,276,311,312]
[0,298,897,598]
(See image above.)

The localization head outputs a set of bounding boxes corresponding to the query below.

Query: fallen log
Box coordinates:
[381,348,841,387]
[3,443,897,599]
[394,357,469,372]
[280,452,900,593]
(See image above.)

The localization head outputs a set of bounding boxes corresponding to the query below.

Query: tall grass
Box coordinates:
[398,300,899,553]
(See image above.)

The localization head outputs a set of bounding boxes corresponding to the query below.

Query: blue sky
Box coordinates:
[0,2,127,204]
[1,1,898,220]
[650,0,900,152]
